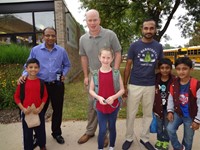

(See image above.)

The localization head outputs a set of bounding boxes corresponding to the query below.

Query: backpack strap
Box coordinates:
[20,83,25,104]
[190,78,198,97]
[112,69,123,107]
[92,70,99,95]
[112,69,120,93]
[92,69,122,109]
[20,79,45,104]
[92,70,99,109]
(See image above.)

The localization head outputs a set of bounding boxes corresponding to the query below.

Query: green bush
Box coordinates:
[0,43,30,109]
[0,64,24,109]
[0,43,30,64]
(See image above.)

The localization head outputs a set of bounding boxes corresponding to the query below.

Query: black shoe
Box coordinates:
[53,135,65,144]
[122,140,133,150]
[140,139,155,150]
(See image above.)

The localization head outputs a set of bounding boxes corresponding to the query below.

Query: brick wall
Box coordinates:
[54,0,82,82]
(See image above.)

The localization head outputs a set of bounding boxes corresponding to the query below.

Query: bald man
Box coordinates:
[78,9,122,147]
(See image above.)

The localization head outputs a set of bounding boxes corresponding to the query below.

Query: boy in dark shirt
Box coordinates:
[153,58,174,150]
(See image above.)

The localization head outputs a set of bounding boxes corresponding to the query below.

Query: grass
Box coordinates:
[1,62,200,121]
[62,63,200,121]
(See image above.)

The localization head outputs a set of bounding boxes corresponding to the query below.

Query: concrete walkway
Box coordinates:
[0,119,199,150]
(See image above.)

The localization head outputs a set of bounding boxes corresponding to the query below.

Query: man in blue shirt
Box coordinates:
[18,27,71,145]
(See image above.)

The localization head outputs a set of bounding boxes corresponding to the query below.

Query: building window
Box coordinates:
[35,11,55,31]
[0,13,33,34]
[0,11,55,45]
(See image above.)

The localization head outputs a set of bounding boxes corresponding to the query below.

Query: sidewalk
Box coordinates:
[0,119,199,150]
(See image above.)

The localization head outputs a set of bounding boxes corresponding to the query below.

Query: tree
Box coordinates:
[163,43,173,49]
[80,0,199,52]
[188,22,200,46]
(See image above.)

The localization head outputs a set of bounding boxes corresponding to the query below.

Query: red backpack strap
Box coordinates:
[190,78,198,97]
[169,83,174,96]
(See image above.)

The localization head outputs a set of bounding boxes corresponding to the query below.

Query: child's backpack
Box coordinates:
[171,77,198,98]
[170,77,199,118]
[92,69,122,109]
[190,78,199,97]
[20,79,45,104]
[19,79,45,117]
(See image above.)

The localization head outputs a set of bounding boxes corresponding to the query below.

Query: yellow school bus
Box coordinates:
[163,46,200,64]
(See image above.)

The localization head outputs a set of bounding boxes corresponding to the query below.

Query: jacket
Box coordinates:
[167,77,200,124]
[153,73,175,118]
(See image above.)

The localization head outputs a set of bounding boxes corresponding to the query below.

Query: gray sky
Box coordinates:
[65,0,190,47]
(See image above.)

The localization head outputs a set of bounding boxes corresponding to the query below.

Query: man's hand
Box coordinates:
[17,75,27,85]
[123,86,128,98]
[84,77,89,86]
[61,75,65,82]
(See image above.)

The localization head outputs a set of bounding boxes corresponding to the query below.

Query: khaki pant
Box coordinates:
[125,84,155,142]
[85,73,98,135]
[85,93,98,135]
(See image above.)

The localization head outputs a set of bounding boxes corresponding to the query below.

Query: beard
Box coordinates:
[143,33,154,39]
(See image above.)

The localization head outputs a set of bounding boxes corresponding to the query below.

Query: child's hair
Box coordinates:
[99,47,114,58]
[158,58,172,69]
[175,57,193,68]
[25,58,40,67]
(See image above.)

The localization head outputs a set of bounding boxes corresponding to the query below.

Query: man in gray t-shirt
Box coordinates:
[78,9,121,147]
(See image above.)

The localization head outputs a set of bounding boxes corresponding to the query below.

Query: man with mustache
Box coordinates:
[122,19,163,150]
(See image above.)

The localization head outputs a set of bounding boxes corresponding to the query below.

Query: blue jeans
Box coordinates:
[156,110,169,142]
[96,107,119,149]
[167,113,194,150]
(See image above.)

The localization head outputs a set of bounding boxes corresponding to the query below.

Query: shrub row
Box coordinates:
[0,44,30,109]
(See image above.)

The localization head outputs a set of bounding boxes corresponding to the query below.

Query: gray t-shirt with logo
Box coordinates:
[128,39,163,86]
[79,27,121,72]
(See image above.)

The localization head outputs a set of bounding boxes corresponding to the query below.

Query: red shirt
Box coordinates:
[96,70,118,114]
[14,78,48,108]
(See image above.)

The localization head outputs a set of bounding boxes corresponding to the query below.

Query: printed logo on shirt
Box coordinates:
[159,84,167,105]
[179,93,189,106]
[137,48,158,66]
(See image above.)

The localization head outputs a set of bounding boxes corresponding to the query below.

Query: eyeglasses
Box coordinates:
[44,34,56,38]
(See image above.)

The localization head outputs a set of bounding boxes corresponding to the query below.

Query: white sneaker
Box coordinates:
[109,147,114,150]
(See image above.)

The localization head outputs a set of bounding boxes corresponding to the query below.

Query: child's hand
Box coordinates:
[167,112,174,122]
[33,107,40,114]
[191,122,200,130]
[98,96,106,105]
[23,107,31,115]
[105,96,114,105]
[33,105,43,114]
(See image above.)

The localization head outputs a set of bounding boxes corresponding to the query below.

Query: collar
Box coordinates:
[41,42,57,51]
[88,26,104,38]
